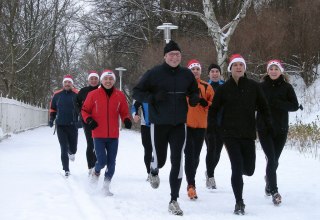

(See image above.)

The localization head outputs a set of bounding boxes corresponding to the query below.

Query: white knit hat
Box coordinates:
[87,71,100,80]
[267,59,284,72]
[62,74,73,84]
[227,54,246,72]
[100,69,116,82]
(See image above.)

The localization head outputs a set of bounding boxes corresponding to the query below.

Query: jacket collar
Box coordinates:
[162,62,180,71]
[264,74,285,86]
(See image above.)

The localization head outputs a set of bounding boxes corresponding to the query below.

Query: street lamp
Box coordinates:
[115,67,127,130]
[157,23,178,43]
[115,67,127,91]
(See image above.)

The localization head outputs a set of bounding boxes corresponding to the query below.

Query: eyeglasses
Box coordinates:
[167,52,181,57]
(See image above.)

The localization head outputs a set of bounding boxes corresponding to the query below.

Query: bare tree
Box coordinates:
[160,0,274,77]
[0,0,79,105]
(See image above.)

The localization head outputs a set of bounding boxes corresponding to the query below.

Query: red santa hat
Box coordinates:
[227,54,246,72]
[87,70,99,80]
[62,74,73,84]
[187,59,201,70]
[267,59,284,72]
[100,69,116,82]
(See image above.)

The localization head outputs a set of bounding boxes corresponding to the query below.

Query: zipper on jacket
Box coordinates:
[173,72,176,125]
[107,96,110,137]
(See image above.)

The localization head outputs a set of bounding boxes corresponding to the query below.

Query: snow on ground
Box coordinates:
[0,127,319,220]
[290,76,320,125]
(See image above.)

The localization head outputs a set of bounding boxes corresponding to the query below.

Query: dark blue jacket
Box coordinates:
[50,88,79,126]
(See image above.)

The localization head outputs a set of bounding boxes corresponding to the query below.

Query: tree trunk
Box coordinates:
[202,0,252,79]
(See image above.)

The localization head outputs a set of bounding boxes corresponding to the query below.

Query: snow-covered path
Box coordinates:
[0,127,319,220]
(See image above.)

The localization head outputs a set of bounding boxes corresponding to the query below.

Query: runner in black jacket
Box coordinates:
[132,40,199,216]
[75,71,99,175]
[208,54,272,215]
[257,60,300,205]
[205,63,225,189]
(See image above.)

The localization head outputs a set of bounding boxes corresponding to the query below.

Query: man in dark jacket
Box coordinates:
[208,54,272,215]
[205,63,225,189]
[132,40,199,216]
[49,74,79,177]
[75,71,99,175]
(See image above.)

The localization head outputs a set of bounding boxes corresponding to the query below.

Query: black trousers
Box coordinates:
[205,130,224,178]
[258,131,287,193]
[83,122,97,169]
[56,125,78,171]
[184,127,206,187]
[150,123,186,201]
[224,137,256,203]
[141,125,153,174]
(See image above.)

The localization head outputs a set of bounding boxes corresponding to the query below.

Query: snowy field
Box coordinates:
[0,126,319,220]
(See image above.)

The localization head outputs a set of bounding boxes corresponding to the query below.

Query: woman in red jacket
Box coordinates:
[81,69,132,196]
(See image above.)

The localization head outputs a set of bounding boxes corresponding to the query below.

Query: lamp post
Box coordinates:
[115,67,127,130]
[157,23,178,43]
[115,67,127,91]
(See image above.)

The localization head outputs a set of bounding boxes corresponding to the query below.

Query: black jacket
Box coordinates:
[75,85,99,121]
[208,75,272,139]
[132,62,199,125]
[257,75,299,134]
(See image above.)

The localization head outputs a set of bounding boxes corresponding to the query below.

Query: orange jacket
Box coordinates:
[187,79,214,128]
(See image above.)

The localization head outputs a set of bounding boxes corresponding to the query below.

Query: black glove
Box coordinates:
[299,104,303,110]
[86,117,98,130]
[49,112,56,128]
[199,98,208,107]
[124,118,132,129]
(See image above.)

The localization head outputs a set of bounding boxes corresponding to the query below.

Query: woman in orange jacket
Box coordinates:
[184,59,214,200]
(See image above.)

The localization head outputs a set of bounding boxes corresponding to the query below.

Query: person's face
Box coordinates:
[268,65,282,80]
[63,80,73,90]
[88,76,99,87]
[101,76,115,89]
[190,66,201,79]
[208,68,221,82]
[164,50,181,68]
[231,62,245,79]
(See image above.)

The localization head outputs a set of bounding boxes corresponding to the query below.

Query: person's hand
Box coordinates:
[124,118,132,129]
[299,104,303,110]
[133,115,140,123]
[86,117,98,130]
[199,98,208,107]
[49,120,54,128]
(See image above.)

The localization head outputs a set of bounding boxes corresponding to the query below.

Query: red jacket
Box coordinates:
[81,87,130,138]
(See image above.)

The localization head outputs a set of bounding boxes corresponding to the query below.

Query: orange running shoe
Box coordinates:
[187,185,198,200]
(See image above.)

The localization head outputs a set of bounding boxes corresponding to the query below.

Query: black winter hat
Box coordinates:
[164,40,181,55]
[208,63,221,74]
